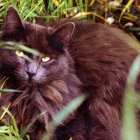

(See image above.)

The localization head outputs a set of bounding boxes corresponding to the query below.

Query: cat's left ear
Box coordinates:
[2,6,24,40]
[49,22,75,51]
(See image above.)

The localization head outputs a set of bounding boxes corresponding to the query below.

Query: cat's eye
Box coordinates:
[41,56,51,62]
[15,50,24,57]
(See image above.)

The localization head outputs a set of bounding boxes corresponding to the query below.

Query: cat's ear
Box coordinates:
[3,6,24,35]
[49,22,75,51]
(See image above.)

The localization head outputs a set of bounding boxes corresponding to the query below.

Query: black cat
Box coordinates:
[0,6,140,140]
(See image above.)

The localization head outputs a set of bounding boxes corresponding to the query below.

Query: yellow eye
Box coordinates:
[15,50,24,57]
[42,56,51,62]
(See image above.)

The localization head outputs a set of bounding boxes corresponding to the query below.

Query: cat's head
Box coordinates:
[0,6,75,86]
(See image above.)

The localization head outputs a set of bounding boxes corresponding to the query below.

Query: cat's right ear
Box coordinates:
[2,6,24,38]
[48,22,75,51]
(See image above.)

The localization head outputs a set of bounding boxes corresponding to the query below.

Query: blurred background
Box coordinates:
[0,0,139,40]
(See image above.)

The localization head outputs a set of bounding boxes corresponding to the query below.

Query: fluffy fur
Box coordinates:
[0,6,140,140]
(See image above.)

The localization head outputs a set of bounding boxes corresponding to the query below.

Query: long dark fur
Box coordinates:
[0,6,140,140]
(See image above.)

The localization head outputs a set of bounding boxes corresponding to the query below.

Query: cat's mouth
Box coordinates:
[26,72,35,84]
[25,73,46,85]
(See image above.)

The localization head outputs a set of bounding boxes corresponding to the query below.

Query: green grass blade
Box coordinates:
[119,0,135,22]
[0,45,35,63]
[68,0,73,7]
[0,89,22,93]
[89,0,96,7]
[0,104,10,121]
[20,111,47,139]
[19,0,29,15]
[2,107,19,135]
[0,41,44,57]
[79,0,83,12]
[0,77,8,97]
[127,27,140,31]
[55,95,86,124]
[121,55,140,140]
[85,0,88,12]
[0,126,10,133]
[0,2,9,7]
[52,95,86,127]
[52,1,65,15]
[127,55,140,88]
[49,0,54,11]
[42,94,87,140]
[22,55,34,63]
[23,0,43,20]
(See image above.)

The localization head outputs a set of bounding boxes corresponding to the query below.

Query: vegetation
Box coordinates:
[0,0,140,140]
[0,0,139,39]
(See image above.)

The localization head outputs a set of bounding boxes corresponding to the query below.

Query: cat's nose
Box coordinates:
[26,71,35,80]
[26,62,38,81]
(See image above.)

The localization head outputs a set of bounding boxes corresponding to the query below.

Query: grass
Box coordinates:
[121,54,140,140]
[0,0,139,23]
[0,0,140,140]
[0,94,86,140]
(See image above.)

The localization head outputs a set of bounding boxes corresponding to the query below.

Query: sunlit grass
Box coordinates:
[0,0,138,24]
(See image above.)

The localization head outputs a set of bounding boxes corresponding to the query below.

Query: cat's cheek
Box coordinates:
[16,56,28,71]
[15,57,29,80]
[16,56,25,64]
[32,67,47,83]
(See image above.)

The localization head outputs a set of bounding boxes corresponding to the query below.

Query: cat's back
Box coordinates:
[65,20,140,106]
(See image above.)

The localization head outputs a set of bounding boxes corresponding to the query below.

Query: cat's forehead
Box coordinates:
[23,22,48,35]
[23,23,48,46]
[22,22,58,54]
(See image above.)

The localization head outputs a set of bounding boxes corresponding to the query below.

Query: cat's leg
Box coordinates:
[88,98,121,140]
[54,117,87,140]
